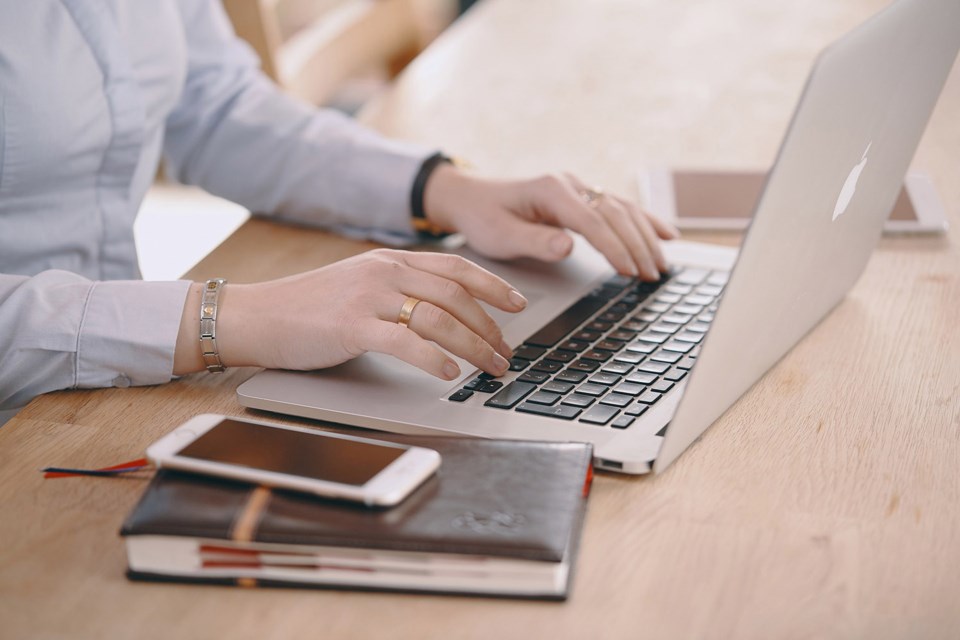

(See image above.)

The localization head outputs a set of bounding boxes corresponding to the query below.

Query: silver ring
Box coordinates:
[579,187,605,208]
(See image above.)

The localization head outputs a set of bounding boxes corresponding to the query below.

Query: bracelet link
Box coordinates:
[199,278,227,373]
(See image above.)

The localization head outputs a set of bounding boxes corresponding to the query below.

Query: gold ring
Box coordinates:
[579,187,605,208]
[397,296,421,328]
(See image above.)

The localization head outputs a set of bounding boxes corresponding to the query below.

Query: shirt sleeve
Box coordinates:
[163,0,430,244]
[0,271,191,424]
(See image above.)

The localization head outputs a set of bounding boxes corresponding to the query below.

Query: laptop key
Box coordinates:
[517,370,551,384]
[638,361,670,374]
[577,383,609,396]
[568,359,600,373]
[542,380,575,394]
[532,360,564,374]
[636,331,669,344]
[624,403,649,416]
[611,414,636,429]
[448,389,474,402]
[637,391,662,404]
[558,340,590,353]
[650,350,682,364]
[516,402,582,420]
[651,379,675,393]
[663,340,695,354]
[612,382,645,396]
[618,341,657,357]
[621,320,650,332]
[513,345,547,361]
[579,404,620,425]
[674,268,710,285]
[544,349,577,363]
[555,370,588,383]
[706,271,730,286]
[594,340,623,352]
[664,369,688,382]
[589,372,622,386]
[509,358,530,371]
[600,393,633,408]
[626,371,658,385]
[571,330,601,342]
[484,381,536,409]
[561,393,596,408]
[527,391,562,405]
[601,362,633,375]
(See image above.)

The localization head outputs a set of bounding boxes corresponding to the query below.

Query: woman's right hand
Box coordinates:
[174,249,527,381]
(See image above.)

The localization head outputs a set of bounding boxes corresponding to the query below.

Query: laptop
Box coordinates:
[238,0,959,475]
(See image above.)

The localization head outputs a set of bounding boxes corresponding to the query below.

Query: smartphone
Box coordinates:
[146,414,441,507]
[639,168,949,234]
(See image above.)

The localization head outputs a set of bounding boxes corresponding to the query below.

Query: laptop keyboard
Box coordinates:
[446,267,729,429]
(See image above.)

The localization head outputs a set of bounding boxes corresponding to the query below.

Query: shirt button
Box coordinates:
[112,374,131,388]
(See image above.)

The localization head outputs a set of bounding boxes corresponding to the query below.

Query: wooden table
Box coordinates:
[2,0,958,637]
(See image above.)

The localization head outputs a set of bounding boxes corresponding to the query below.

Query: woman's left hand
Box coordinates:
[422,164,679,281]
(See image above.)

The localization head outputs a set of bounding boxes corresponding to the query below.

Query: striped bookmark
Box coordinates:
[42,458,150,478]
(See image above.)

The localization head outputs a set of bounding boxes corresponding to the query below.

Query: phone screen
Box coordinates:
[176,419,406,486]
[673,170,918,221]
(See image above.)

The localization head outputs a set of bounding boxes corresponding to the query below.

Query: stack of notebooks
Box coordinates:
[121,435,594,599]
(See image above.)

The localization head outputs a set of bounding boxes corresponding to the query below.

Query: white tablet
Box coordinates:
[639,168,948,234]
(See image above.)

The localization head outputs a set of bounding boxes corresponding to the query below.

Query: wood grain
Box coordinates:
[2,0,958,638]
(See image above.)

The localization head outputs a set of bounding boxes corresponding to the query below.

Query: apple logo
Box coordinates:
[833,141,872,221]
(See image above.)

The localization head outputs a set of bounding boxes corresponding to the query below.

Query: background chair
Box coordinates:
[221,0,456,108]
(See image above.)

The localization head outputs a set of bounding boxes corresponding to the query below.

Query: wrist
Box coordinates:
[173,282,205,375]
[421,161,471,233]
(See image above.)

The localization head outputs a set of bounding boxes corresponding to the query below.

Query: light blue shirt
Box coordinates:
[0,0,429,423]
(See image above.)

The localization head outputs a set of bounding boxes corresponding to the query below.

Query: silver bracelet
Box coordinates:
[200,278,227,373]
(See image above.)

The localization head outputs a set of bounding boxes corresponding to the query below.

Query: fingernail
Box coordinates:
[645,260,659,280]
[508,289,528,309]
[491,353,510,375]
[550,233,572,257]
[442,361,461,380]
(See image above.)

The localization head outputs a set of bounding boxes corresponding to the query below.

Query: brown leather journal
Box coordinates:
[121,435,593,599]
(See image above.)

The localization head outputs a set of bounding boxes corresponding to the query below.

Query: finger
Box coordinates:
[612,196,670,275]
[473,214,574,263]
[592,197,661,280]
[392,267,513,358]
[407,300,511,376]
[527,176,639,276]
[389,297,510,376]
[645,209,681,240]
[393,251,528,313]
[536,180,640,276]
[359,318,462,380]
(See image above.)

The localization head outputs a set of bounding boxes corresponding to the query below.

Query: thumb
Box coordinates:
[495,217,574,262]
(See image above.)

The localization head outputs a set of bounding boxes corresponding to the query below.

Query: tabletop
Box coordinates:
[2,0,958,638]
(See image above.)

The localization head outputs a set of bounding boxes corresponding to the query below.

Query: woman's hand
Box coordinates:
[174,249,526,380]
[423,164,679,281]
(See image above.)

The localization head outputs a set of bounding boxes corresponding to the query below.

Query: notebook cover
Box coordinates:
[121,435,593,564]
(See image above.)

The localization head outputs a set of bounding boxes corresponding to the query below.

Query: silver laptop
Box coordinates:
[238,0,959,474]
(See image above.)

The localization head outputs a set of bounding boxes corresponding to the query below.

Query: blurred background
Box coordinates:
[137,0,477,281]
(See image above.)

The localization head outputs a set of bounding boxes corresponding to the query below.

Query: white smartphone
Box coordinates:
[146,414,441,507]
[639,168,949,234]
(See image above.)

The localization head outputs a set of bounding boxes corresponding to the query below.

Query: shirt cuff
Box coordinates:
[75,280,192,389]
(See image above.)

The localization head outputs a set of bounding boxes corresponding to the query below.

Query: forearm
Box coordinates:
[0,272,190,420]
[164,0,430,239]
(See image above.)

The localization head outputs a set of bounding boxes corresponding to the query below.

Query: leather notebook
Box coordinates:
[120,435,593,599]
